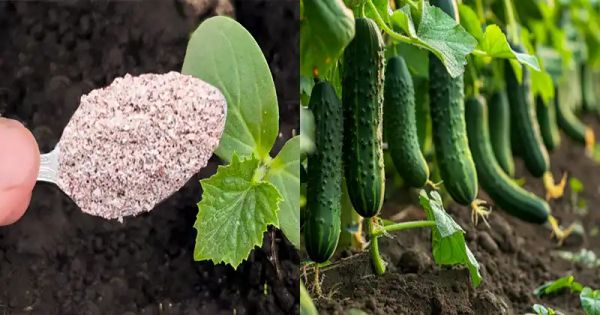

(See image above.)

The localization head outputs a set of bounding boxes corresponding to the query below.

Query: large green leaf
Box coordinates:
[266,136,301,248]
[301,0,355,77]
[182,16,279,162]
[412,4,478,78]
[194,154,282,268]
[419,190,481,287]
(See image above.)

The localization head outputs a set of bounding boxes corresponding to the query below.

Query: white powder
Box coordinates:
[57,72,227,221]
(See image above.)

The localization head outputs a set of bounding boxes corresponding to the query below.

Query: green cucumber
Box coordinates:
[466,96,550,224]
[536,96,561,151]
[305,81,343,263]
[504,59,549,177]
[414,75,432,156]
[581,64,597,112]
[342,17,385,218]
[428,0,477,206]
[556,85,590,144]
[487,90,515,177]
[384,56,429,188]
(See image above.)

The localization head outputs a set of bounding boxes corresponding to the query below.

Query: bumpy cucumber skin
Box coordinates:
[536,96,561,151]
[466,96,550,224]
[429,57,477,205]
[504,61,549,177]
[305,81,343,263]
[488,91,515,177]
[414,76,432,156]
[342,18,385,218]
[384,56,429,188]
[556,86,588,144]
[428,0,477,206]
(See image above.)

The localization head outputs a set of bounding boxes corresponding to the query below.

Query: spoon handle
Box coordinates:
[38,146,59,184]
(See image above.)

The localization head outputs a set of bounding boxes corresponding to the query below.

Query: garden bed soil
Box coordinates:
[0,1,299,314]
[311,116,600,315]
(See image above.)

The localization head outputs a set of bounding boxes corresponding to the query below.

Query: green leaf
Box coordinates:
[570,177,584,194]
[581,287,600,315]
[301,0,355,77]
[534,276,584,297]
[194,154,282,268]
[365,0,390,25]
[300,281,319,315]
[478,25,540,71]
[414,4,478,78]
[182,16,279,162]
[532,304,556,315]
[419,190,482,287]
[266,136,300,248]
[531,69,555,105]
[391,6,417,37]
[458,4,483,41]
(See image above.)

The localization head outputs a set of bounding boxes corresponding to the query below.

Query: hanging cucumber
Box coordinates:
[428,0,477,206]
[581,64,598,113]
[466,96,550,223]
[414,76,433,157]
[342,17,385,218]
[556,84,595,152]
[504,59,549,177]
[304,81,343,263]
[487,90,515,177]
[536,96,561,152]
[384,56,430,188]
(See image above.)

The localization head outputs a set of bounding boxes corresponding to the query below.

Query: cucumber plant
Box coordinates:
[181,16,300,268]
[300,0,600,310]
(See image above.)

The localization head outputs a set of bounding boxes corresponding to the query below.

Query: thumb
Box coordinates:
[0,118,40,225]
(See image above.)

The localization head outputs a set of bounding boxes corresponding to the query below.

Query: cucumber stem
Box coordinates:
[372,220,435,237]
[366,0,412,44]
[367,218,386,275]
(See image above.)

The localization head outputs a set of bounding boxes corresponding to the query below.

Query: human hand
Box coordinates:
[0,118,39,225]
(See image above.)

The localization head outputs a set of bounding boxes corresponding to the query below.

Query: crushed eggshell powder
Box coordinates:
[57,71,227,221]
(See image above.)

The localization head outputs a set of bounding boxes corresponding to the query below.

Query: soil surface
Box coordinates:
[0,1,299,314]
[311,116,600,315]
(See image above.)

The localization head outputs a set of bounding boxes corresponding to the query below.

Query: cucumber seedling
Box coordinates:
[182,16,300,268]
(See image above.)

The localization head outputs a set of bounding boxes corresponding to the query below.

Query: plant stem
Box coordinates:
[366,0,412,45]
[502,0,519,43]
[372,220,435,237]
[471,49,488,57]
[467,57,480,96]
[367,219,386,275]
[475,0,485,24]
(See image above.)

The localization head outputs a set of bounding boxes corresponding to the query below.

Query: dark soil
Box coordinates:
[0,1,299,314]
[311,117,600,314]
